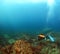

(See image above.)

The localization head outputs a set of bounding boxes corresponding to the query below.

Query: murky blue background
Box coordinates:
[0,0,60,33]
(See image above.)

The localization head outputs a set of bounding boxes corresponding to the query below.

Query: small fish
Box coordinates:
[38,34,45,40]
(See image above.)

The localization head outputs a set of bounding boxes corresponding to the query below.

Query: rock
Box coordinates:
[8,39,16,44]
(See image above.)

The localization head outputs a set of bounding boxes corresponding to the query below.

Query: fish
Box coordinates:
[38,34,45,40]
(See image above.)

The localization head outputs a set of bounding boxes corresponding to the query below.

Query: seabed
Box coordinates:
[0,31,60,54]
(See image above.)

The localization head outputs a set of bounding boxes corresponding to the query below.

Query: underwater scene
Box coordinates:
[0,0,60,54]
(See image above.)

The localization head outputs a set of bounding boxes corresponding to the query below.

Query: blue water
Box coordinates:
[0,0,60,33]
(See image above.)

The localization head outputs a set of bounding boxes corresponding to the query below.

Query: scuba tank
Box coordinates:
[46,34,56,42]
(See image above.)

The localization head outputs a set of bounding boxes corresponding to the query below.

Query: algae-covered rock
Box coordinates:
[48,47,60,54]
[8,39,16,44]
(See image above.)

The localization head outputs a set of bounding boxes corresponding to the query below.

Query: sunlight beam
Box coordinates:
[46,0,55,23]
[47,0,55,6]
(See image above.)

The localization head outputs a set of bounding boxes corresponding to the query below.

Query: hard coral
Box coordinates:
[12,40,33,54]
[0,40,42,54]
[0,45,13,54]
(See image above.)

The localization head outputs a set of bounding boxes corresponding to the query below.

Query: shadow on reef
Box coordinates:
[0,31,60,54]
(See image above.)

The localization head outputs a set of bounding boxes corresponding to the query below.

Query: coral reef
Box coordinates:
[12,40,33,54]
[0,40,38,54]
[0,39,44,54]
[0,32,60,54]
[0,39,60,54]
[0,45,13,54]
